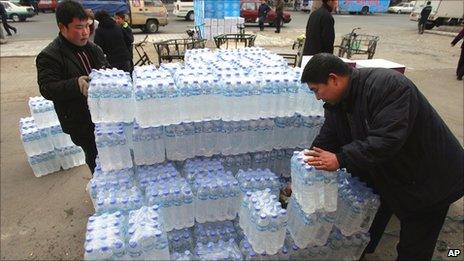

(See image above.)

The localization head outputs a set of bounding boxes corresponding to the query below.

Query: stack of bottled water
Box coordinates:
[236,168,281,197]
[132,123,165,165]
[290,150,339,214]
[222,153,252,174]
[94,186,143,214]
[28,96,59,128]
[125,206,170,260]
[94,123,132,171]
[239,189,288,255]
[168,228,194,254]
[194,239,242,261]
[193,221,238,244]
[192,172,241,223]
[324,228,371,261]
[239,237,290,260]
[183,158,224,184]
[135,163,179,190]
[286,197,335,248]
[145,177,195,231]
[335,170,380,236]
[285,233,332,260]
[20,116,84,177]
[84,211,126,260]
[88,69,134,123]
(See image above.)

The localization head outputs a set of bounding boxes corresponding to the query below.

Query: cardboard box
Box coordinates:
[211,18,218,27]
[217,19,225,27]
[217,26,224,35]
[204,18,211,26]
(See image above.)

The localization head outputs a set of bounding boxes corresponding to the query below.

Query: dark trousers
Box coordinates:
[275,13,283,33]
[1,15,16,36]
[457,47,464,79]
[70,133,97,174]
[418,20,426,34]
[258,16,266,31]
[363,201,449,260]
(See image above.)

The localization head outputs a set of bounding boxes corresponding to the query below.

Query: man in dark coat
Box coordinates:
[258,0,271,31]
[418,1,432,34]
[36,0,109,173]
[301,53,463,260]
[451,27,464,80]
[302,0,337,55]
[274,0,284,33]
[94,10,131,72]
[0,2,17,36]
[115,11,134,72]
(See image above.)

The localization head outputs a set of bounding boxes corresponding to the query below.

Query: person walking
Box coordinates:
[115,11,134,72]
[258,0,271,31]
[36,0,109,173]
[301,53,463,260]
[302,0,337,55]
[451,27,464,80]
[84,8,98,42]
[94,10,131,72]
[418,1,432,34]
[274,0,284,33]
[0,3,17,36]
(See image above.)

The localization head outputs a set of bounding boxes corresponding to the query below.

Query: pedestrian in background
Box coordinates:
[418,1,432,34]
[302,53,463,260]
[274,0,284,33]
[115,11,134,72]
[84,8,98,41]
[451,27,464,81]
[302,0,337,55]
[36,0,109,173]
[258,0,271,31]
[0,3,17,36]
[94,10,131,72]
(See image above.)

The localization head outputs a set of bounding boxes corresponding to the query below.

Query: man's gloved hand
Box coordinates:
[78,76,90,97]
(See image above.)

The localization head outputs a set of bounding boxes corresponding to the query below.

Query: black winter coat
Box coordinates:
[312,68,463,219]
[94,17,131,66]
[302,5,335,56]
[36,35,109,136]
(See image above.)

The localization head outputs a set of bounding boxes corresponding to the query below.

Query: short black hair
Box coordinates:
[95,10,110,22]
[301,53,351,84]
[55,0,87,27]
[115,11,127,19]
[426,1,431,5]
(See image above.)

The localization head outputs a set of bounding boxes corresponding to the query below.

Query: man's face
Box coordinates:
[327,0,339,11]
[307,73,347,105]
[59,17,90,47]
[261,0,266,4]
[115,16,124,25]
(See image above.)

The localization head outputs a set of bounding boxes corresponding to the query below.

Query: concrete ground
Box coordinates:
[1,16,463,260]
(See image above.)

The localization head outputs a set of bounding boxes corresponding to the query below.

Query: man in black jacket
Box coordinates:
[258,0,271,31]
[418,1,432,34]
[36,0,109,173]
[301,53,463,260]
[115,11,134,72]
[94,10,131,72]
[302,0,337,55]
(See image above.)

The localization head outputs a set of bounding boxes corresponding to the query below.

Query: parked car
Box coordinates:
[37,0,58,12]
[388,1,415,14]
[0,1,35,21]
[173,0,194,21]
[240,0,291,26]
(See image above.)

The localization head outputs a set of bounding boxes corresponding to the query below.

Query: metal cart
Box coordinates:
[153,38,207,65]
[338,27,379,59]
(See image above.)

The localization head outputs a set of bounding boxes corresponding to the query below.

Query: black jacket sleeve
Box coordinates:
[338,78,419,170]
[321,13,335,54]
[311,109,340,153]
[36,52,83,102]
[451,28,464,47]
[122,27,134,49]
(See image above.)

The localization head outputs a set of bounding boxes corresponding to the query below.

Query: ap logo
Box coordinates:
[448,249,461,257]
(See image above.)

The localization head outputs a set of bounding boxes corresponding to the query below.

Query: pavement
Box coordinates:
[1,19,463,260]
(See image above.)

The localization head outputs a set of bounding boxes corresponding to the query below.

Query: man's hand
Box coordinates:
[304,147,340,171]
[78,76,90,97]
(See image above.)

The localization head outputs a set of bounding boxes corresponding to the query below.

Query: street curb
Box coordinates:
[425,30,459,37]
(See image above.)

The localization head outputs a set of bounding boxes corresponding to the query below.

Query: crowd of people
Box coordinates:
[34,0,463,260]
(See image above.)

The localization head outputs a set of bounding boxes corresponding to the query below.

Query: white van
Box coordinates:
[173,0,194,21]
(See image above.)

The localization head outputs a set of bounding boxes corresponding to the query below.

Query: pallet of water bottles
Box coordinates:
[83,153,380,260]
[19,97,86,177]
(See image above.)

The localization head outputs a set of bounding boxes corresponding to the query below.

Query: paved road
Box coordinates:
[7,10,416,41]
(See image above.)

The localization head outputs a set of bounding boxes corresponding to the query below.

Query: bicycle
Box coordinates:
[338,27,379,59]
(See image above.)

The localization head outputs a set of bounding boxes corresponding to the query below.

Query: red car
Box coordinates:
[240,0,291,26]
[37,0,58,13]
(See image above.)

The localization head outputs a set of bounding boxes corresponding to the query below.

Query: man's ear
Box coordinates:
[58,22,66,33]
